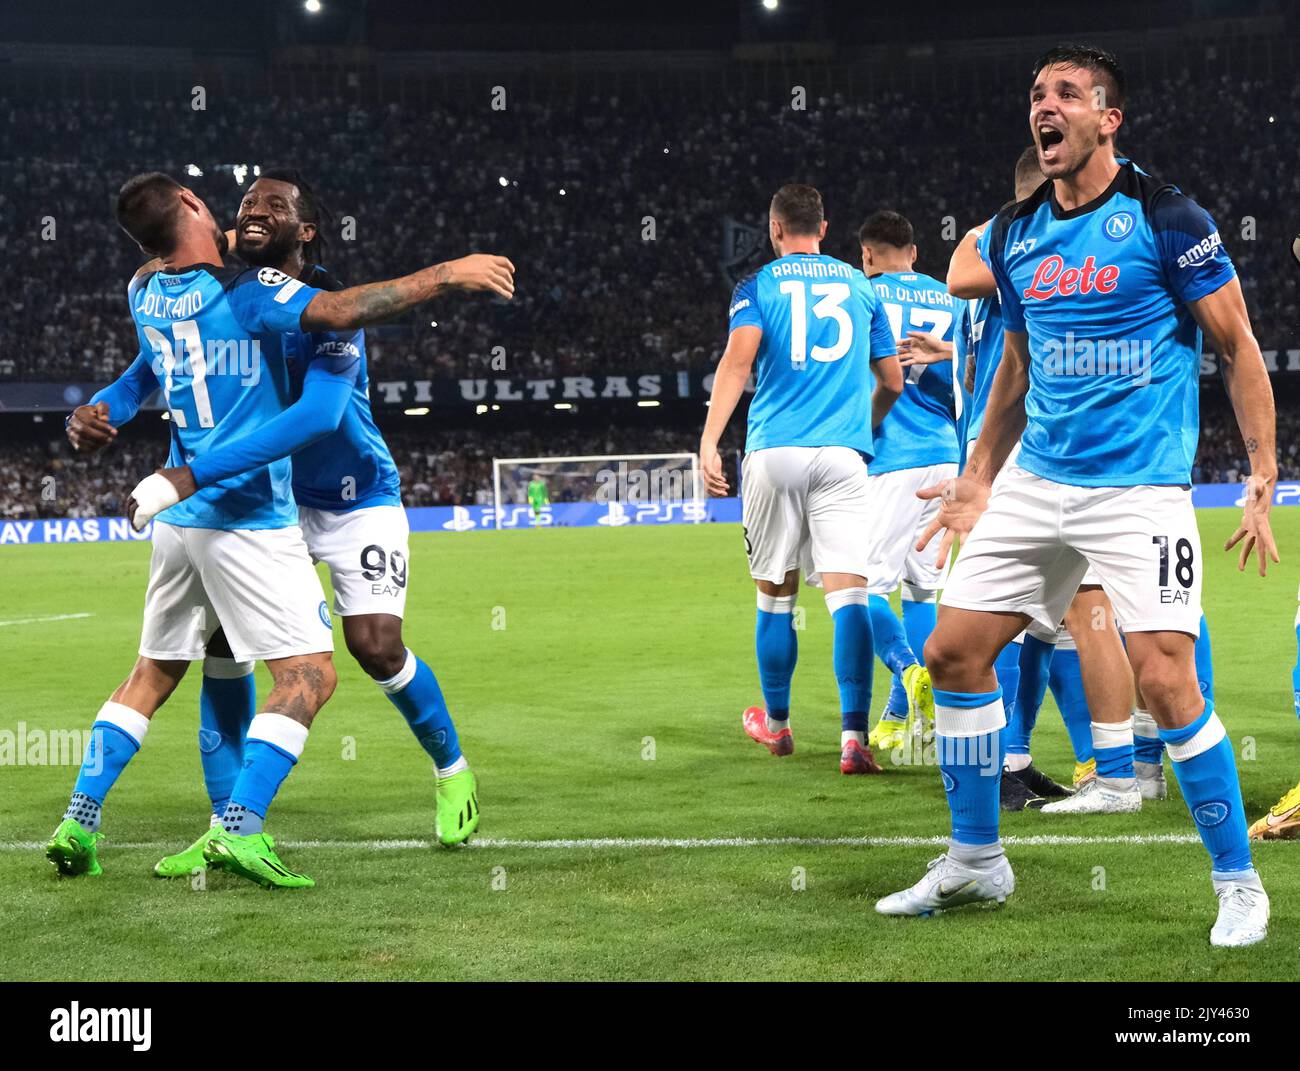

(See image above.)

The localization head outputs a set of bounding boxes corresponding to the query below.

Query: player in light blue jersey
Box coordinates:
[854,211,961,756]
[700,183,907,776]
[879,46,1279,947]
[49,172,513,888]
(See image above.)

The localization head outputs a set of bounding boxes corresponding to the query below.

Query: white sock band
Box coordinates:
[1132,708,1160,739]
[935,696,1006,738]
[376,648,418,693]
[246,712,309,759]
[756,593,797,614]
[1166,711,1227,763]
[1091,718,1134,751]
[202,655,255,680]
[900,583,936,604]
[96,701,150,746]
[824,587,870,615]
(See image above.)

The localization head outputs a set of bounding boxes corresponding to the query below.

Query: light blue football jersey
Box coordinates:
[962,232,1005,448]
[985,160,1235,486]
[129,263,319,529]
[284,266,403,512]
[867,271,960,474]
[728,253,897,458]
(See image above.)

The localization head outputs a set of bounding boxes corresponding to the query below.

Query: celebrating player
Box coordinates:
[700,183,905,775]
[855,210,956,754]
[876,46,1279,947]
[50,172,513,887]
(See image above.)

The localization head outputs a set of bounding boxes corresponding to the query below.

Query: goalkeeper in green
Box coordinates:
[527,474,550,520]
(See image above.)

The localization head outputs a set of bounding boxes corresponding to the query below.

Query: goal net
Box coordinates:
[491,453,702,529]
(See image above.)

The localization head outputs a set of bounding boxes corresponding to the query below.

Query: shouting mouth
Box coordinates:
[1037,124,1065,163]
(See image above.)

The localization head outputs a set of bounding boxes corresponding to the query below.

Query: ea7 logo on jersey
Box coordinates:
[1023,255,1120,300]
[1008,238,1037,255]
[257,267,291,286]
[1176,230,1223,269]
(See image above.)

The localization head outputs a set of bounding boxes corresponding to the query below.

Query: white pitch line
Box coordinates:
[0,612,94,628]
[1,833,1204,852]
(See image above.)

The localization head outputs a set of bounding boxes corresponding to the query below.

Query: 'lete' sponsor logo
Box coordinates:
[1023,255,1120,300]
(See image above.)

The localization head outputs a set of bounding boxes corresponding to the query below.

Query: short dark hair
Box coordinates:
[115,172,184,256]
[857,210,914,250]
[1013,146,1044,198]
[770,183,824,236]
[1032,43,1126,111]
[257,166,332,264]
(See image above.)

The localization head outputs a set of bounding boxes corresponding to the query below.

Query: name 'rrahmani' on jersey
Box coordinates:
[983,160,1235,487]
[728,252,897,459]
[128,263,320,530]
[868,271,961,474]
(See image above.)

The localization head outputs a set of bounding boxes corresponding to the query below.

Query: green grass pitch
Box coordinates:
[1,509,1297,981]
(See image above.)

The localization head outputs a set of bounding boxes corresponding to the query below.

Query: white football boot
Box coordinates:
[1134,761,1168,800]
[1040,776,1142,814]
[875,853,1014,917]
[1210,875,1269,948]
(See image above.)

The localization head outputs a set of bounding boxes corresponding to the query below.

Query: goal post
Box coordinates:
[491,453,703,529]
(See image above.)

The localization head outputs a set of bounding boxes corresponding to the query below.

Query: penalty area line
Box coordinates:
[0,613,94,628]
[1,833,1204,851]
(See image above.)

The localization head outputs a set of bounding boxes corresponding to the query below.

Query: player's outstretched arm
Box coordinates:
[1189,277,1280,576]
[67,350,155,452]
[915,329,1029,567]
[946,222,996,299]
[300,253,515,331]
[125,360,357,531]
[699,325,761,496]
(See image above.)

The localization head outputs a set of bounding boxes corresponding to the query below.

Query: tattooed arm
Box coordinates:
[300,253,515,331]
[1188,276,1280,575]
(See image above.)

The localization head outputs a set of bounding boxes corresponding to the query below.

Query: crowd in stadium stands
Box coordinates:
[2,400,1297,521]
[2,69,1297,388]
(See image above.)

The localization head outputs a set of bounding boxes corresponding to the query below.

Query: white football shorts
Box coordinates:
[941,462,1202,637]
[139,521,334,663]
[741,446,873,588]
[862,462,959,596]
[299,504,411,619]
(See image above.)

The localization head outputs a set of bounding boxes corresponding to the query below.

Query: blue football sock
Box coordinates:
[67,702,151,832]
[199,658,256,817]
[882,674,909,720]
[1048,647,1095,763]
[1091,719,1135,781]
[1294,622,1300,719]
[1008,633,1054,756]
[935,688,1005,846]
[829,589,874,734]
[378,648,464,772]
[900,586,937,667]
[754,593,798,722]
[993,638,1022,735]
[868,594,916,680]
[1160,703,1253,874]
[224,713,308,835]
[1133,708,1164,764]
[1195,613,1215,707]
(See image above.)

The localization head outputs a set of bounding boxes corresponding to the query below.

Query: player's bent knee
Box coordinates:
[342,615,406,680]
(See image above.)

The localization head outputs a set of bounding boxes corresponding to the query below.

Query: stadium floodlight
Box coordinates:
[304,0,322,13]
[762,0,779,10]
[492,453,702,530]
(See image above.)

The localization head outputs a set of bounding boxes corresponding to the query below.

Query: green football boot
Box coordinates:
[153,825,221,878]
[202,829,314,889]
[45,818,104,877]
[435,768,480,847]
